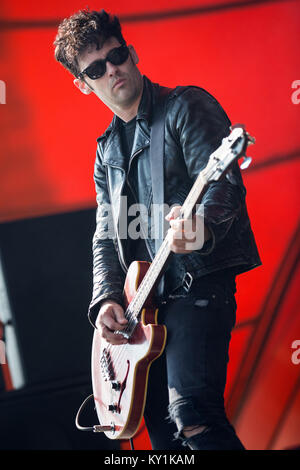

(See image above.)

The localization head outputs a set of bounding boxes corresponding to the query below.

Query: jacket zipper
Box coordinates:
[105,165,128,273]
[104,144,150,273]
[126,146,154,260]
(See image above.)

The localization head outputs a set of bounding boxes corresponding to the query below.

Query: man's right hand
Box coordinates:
[95,300,128,345]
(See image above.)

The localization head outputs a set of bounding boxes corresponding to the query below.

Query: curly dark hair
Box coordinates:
[54,8,126,77]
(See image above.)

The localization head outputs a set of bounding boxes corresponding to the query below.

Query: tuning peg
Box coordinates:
[246,132,255,145]
[230,123,245,131]
[240,156,252,170]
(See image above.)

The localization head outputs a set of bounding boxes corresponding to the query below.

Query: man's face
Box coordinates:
[75,36,143,112]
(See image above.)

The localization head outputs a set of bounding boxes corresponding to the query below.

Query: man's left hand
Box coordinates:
[165,205,211,254]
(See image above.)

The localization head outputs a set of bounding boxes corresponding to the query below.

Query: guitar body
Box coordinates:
[91,260,167,439]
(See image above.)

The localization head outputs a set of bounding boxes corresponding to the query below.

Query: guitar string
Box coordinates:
[102,239,171,375]
[98,132,244,381]
[101,162,212,375]
[101,165,210,375]
[100,154,226,375]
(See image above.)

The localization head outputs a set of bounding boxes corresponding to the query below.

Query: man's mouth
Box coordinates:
[113,78,126,89]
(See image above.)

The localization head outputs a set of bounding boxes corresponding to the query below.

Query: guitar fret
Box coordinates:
[127,240,170,321]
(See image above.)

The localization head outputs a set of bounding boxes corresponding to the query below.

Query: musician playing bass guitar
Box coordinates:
[54,8,261,450]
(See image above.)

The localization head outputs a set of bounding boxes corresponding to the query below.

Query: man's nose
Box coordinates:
[106,61,119,76]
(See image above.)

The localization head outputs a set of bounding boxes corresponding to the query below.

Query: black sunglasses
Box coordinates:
[78,45,130,80]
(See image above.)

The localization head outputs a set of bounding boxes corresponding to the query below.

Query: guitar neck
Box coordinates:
[123,125,251,326]
[125,170,209,320]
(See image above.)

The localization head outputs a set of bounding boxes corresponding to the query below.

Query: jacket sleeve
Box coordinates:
[168,86,247,255]
[87,147,126,327]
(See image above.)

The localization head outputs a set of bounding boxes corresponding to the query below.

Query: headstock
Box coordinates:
[204,125,255,182]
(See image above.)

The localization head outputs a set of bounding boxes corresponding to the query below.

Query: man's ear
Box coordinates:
[73,78,93,95]
[128,45,139,65]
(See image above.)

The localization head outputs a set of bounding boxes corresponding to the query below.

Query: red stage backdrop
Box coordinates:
[0,0,299,450]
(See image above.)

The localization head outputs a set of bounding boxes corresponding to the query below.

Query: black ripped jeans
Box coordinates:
[143,277,245,450]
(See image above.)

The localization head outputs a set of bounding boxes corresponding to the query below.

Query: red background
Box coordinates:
[0,0,299,450]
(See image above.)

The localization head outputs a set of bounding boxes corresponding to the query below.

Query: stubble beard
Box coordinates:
[112,69,143,109]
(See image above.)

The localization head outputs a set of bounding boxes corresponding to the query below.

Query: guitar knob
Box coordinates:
[111,381,121,391]
[108,404,119,412]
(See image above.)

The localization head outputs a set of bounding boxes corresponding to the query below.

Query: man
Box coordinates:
[54,9,261,450]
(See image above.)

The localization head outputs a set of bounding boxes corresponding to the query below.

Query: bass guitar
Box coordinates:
[77,125,254,439]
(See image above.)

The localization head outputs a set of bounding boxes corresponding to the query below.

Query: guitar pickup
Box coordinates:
[100,348,115,381]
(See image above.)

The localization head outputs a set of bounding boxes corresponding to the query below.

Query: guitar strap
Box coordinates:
[150,87,170,299]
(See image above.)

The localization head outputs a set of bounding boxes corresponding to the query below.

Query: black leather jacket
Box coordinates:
[88,76,262,324]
